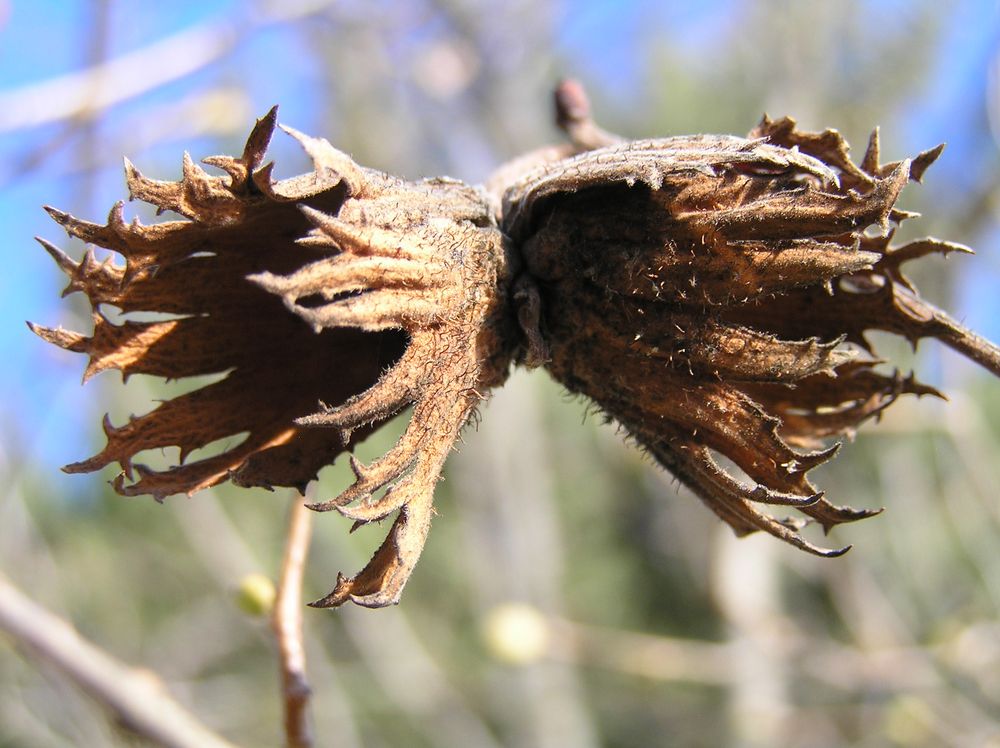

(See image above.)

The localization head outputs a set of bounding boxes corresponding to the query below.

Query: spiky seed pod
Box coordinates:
[32,108,518,608]
[502,114,998,555]
[33,89,1000,607]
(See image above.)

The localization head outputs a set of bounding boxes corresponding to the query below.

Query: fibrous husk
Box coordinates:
[504,106,999,556]
[33,88,1000,607]
[33,107,517,608]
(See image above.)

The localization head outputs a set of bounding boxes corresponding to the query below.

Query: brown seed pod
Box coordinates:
[32,107,518,607]
[33,87,1000,607]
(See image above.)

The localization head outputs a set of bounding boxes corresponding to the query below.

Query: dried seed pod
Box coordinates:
[33,87,1000,608]
[32,107,519,608]
[502,101,1000,555]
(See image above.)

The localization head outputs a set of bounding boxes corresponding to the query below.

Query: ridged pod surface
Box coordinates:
[34,91,1000,607]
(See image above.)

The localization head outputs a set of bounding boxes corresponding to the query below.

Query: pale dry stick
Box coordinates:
[0,88,252,190]
[711,530,792,748]
[452,372,600,748]
[0,22,236,133]
[0,0,337,133]
[273,496,315,748]
[169,486,362,747]
[546,615,736,685]
[551,608,1000,743]
[0,572,235,748]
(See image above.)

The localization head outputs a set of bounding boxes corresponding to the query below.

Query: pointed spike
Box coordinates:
[81,358,105,383]
[871,161,911,231]
[651,441,855,558]
[122,156,143,199]
[295,208,428,260]
[242,106,278,172]
[735,499,854,558]
[817,543,852,558]
[902,371,945,400]
[201,155,246,184]
[890,208,920,224]
[107,201,127,233]
[246,270,289,295]
[123,157,179,214]
[748,485,824,507]
[63,452,113,475]
[44,205,101,242]
[43,205,70,224]
[251,161,276,195]
[295,232,339,249]
[349,454,366,481]
[181,151,210,182]
[307,447,420,513]
[279,123,370,197]
[336,484,408,523]
[814,505,884,535]
[792,441,841,473]
[26,321,88,352]
[861,127,880,175]
[306,457,376,511]
[199,155,231,169]
[296,370,415,430]
[35,237,79,277]
[306,497,349,512]
[298,205,350,244]
[308,573,352,608]
[100,413,117,440]
[890,237,974,264]
[909,143,945,182]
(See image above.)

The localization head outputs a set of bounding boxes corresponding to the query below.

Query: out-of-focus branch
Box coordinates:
[272,497,314,748]
[547,615,736,685]
[0,0,337,134]
[553,78,622,150]
[0,572,235,748]
[485,79,622,205]
[549,613,958,696]
[0,22,237,133]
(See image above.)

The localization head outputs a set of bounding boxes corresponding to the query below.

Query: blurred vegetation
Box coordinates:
[3,1,1000,746]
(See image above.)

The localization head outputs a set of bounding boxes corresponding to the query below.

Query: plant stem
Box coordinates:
[0,572,235,748]
[273,496,315,748]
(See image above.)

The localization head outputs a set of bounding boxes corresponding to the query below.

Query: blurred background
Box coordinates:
[3,1,1000,746]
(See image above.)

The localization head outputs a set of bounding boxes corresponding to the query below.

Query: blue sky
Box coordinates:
[3,0,999,485]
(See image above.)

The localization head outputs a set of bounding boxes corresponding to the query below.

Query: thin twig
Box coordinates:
[0,22,237,133]
[0,0,337,133]
[934,307,1000,377]
[485,78,621,204]
[0,572,235,748]
[272,495,315,748]
[553,78,622,150]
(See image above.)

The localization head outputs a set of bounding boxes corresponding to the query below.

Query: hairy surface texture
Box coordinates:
[503,121,970,555]
[34,87,1000,606]
[33,108,517,607]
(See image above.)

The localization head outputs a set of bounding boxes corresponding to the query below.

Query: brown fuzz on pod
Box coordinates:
[33,85,1000,607]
